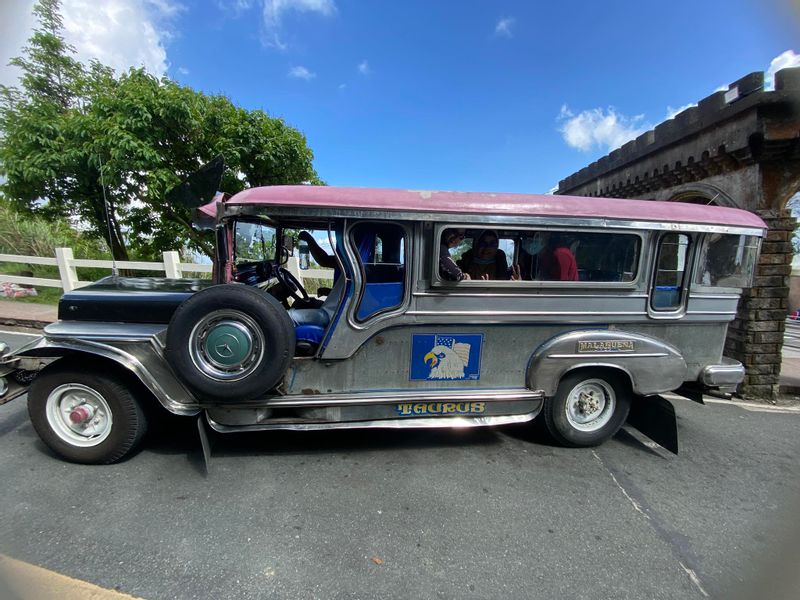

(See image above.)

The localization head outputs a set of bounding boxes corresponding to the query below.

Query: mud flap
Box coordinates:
[675,382,705,404]
[626,395,679,454]
[197,414,212,476]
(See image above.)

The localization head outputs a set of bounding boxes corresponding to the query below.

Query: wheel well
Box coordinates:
[560,365,634,395]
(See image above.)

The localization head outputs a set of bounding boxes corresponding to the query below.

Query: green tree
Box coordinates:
[1,0,320,261]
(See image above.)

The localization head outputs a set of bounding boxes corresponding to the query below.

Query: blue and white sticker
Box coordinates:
[410,334,483,381]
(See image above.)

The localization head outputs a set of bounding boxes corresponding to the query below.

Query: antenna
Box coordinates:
[98,155,119,278]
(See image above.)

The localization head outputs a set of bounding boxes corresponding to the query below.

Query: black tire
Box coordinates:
[543,370,631,448]
[165,284,295,401]
[28,361,148,464]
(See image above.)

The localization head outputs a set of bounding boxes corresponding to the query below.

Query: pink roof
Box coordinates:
[214,185,766,230]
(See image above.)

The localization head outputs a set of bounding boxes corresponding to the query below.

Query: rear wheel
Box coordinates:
[28,362,148,464]
[543,370,630,447]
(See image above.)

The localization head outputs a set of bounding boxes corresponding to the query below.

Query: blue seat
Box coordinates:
[288,308,329,344]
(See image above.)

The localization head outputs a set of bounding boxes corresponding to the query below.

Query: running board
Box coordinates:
[207,410,539,433]
[206,388,546,410]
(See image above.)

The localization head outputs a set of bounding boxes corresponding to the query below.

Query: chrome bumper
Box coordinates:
[700,358,745,387]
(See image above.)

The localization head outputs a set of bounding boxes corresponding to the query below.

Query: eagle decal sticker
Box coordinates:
[410,334,483,381]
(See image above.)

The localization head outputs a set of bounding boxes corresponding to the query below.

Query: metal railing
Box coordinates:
[0,249,333,293]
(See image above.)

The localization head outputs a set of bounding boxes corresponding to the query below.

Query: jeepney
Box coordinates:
[0,186,765,464]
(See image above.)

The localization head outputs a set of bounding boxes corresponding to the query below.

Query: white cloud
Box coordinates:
[0,0,182,85]
[765,49,800,91]
[494,17,514,38]
[665,102,697,120]
[288,65,315,80]
[61,0,182,77]
[357,59,370,75]
[338,83,346,90]
[261,0,336,49]
[177,66,189,75]
[558,105,650,153]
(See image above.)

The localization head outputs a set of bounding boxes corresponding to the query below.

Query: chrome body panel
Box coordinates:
[14,323,200,416]
[209,388,544,410]
[527,329,688,397]
[206,410,539,433]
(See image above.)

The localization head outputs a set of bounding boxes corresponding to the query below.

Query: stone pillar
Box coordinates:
[724,210,796,400]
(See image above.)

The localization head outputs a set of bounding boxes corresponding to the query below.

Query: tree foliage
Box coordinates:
[0,0,320,260]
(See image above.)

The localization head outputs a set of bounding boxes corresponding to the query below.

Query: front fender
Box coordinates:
[10,322,200,416]
[527,329,687,397]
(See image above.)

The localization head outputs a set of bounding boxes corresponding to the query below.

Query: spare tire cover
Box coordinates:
[165,284,295,401]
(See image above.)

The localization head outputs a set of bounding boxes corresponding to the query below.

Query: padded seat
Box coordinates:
[288,308,329,346]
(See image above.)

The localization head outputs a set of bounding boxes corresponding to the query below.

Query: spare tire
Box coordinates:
[165,284,295,401]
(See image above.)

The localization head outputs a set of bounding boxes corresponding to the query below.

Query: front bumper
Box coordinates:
[700,358,746,388]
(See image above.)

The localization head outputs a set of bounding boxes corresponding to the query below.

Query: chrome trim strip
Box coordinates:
[206,409,540,433]
[214,388,545,409]
[547,352,669,359]
[406,310,647,317]
[412,291,649,299]
[44,321,166,341]
[689,293,740,300]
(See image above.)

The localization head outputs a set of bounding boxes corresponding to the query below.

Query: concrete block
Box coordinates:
[728,72,764,97]
[775,67,800,91]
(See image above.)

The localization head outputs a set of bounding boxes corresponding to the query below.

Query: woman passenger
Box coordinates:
[458,230,519,280]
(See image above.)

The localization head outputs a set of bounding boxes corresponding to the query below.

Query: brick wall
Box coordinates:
[724,210,796,400]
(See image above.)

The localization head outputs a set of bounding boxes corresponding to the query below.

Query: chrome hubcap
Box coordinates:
[189,310,265,382]
[564,378,616,432]
[45,384,113,447]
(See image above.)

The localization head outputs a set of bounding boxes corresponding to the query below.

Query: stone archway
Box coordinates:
[668,183,738,208]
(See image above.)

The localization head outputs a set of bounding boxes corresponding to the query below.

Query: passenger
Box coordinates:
[517,233,578,281]
[298,230,337,269]
[457,229,520,280]
[440,228,470,281]
[536,233,579,281]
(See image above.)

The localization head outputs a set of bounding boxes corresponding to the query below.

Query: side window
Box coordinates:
[351,222,406,321]
[651,233,690,311]
[694,234,759,288]
[437,227,640,283]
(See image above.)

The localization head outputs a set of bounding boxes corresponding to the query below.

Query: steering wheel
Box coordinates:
[275,267,310,304]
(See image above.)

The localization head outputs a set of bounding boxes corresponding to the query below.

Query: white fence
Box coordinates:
[0,248,334,293]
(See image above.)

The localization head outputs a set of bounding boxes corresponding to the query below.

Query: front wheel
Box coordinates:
[28,362,148,464]
[543,370,630,448]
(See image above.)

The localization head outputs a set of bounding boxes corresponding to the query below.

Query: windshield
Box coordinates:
[234,221,277,264]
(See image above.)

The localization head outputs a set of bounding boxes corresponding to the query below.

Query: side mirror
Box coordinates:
[282,234,295,255]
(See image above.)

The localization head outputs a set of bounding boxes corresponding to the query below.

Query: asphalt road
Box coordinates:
[2,329,800,600]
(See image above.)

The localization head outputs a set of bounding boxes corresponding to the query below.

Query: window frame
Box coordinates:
[648,231,694,317]
[691,233,761,293]
[348,219,410,323]
[430,223,645,289]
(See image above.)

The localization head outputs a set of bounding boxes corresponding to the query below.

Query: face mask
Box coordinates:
[522,234,544,255]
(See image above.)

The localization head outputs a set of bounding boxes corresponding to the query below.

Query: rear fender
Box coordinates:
[527,329,687,397]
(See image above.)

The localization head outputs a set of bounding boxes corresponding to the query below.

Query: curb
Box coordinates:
[779,385,800,397]
[0,317,51,330]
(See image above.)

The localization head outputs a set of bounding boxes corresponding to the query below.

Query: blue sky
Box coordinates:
[1,0,799,194]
